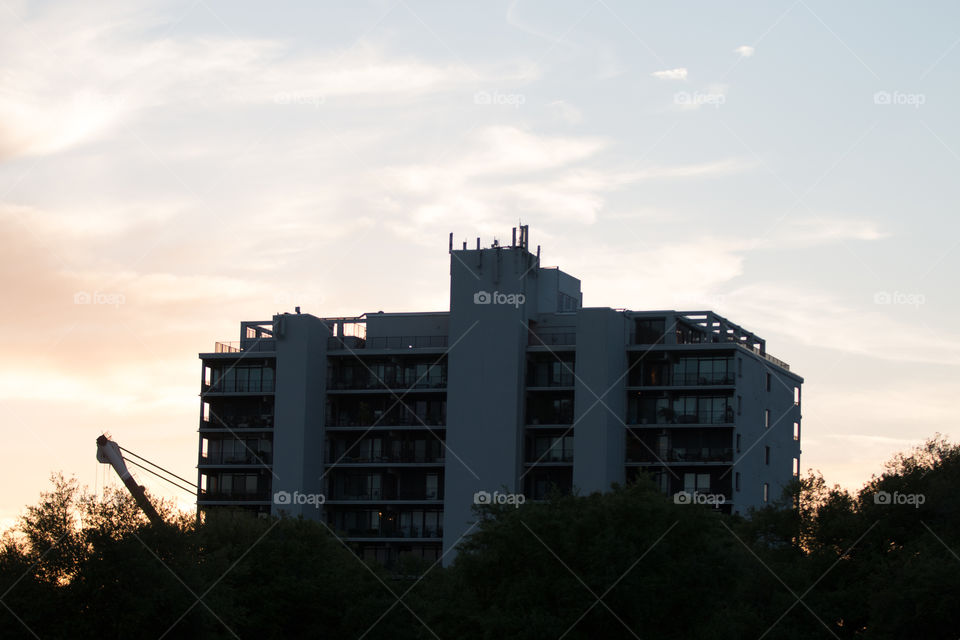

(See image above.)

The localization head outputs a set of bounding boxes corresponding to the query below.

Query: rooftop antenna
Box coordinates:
[448,232,453,253]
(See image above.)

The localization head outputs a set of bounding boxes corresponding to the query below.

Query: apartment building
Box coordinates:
[196,227,802,565]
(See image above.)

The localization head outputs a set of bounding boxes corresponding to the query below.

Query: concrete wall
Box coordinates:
[364,312,449,338]
[573,308,627,494]
[271,313,330,520]
[733,351,802,514]
[442,246,539,562]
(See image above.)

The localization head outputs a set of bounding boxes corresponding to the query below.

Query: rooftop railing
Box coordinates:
[213,339,276,353]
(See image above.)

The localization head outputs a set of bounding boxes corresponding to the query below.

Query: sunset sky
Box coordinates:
[2,0,958,528]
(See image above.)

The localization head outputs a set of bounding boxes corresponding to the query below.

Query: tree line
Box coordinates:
[1,436,958,638]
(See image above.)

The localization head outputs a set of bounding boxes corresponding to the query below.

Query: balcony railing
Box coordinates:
[214,339,277,353]
[328,336,448,350]
[198,490,271,501]
[341,526,443,539]
[527,413,574,426]
[205,379,275,394]
[326,454,445,464]
[328,413,445,428]
[329,490,442,501]
[328,379,446,391]
[627,448,734,463]
[528,333,576,347]
[201,451,273,465]
[201,415,274,430]
[629,409,735,425]
[629,373,735,387]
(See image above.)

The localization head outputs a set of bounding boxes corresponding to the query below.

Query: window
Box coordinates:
[736,433,741,453]
[793,457,800,477]
[683,473,711,493]
[766,373,771,392]
[762,483,769,503]
[793,422,800,441]
[203,402,210,422]
[635,318,666,345]
[735,472,741,492]
[764,409,770,428]
[737,358,742,378]
[737,395,742,416]
[765,446,770,465]
[794,386,801,406]
[425,474,439,500]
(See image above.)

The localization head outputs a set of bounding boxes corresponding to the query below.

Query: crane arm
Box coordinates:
[96,434,165,527]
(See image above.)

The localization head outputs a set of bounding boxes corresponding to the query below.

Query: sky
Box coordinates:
[1,0,958,528]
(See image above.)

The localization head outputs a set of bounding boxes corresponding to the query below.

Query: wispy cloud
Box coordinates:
[734,45,755,58]
[651,67,688,80]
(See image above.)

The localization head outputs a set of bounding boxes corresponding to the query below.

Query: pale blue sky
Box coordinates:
[1,0,958,525]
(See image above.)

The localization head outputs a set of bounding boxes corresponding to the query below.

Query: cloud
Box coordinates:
[777,217,890,246]
[651,68,688,81]
[0,5,523,161]
[734,45,755,58]
[547,100,583,124]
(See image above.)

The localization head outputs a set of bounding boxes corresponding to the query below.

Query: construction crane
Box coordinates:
[96,433,195,527]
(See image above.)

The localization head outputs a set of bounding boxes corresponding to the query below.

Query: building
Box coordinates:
[196,227,803,565]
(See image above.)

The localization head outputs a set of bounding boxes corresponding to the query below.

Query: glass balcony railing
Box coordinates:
[628,409,735,425]
[328,336,448,350]
[201,415,274,430]
[629,373,735,386]
[528,333,576,347]
[326,454,445,464]
[340,526,443,539]
[627,448,734,463]
[200,451,273,465]
[204,379,275,393]
[198,490,271,501]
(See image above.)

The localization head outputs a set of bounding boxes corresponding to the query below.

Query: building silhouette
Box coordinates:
[196,227,802,565]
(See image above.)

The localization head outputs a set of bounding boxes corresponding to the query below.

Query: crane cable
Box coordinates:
[124,458,196,496]
[118,446,196,488]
